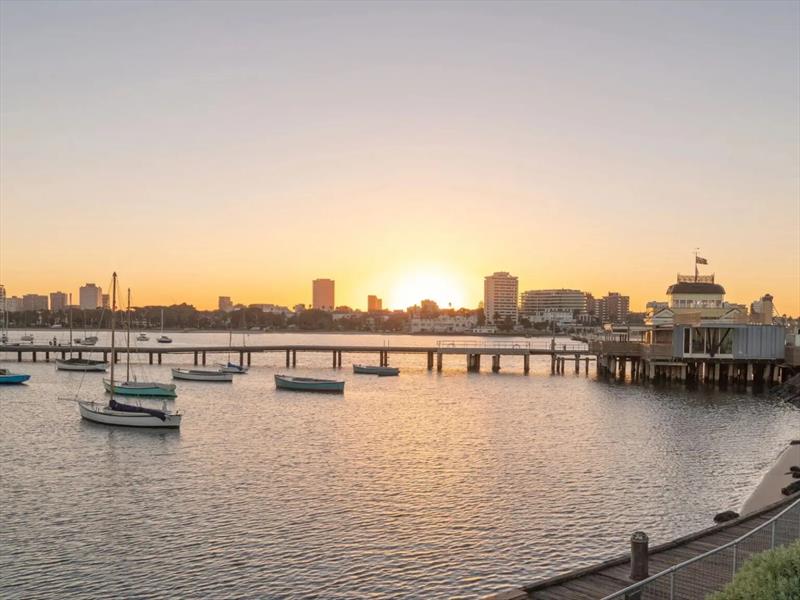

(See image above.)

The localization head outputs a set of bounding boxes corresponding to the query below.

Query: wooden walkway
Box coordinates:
[486,493,800,600]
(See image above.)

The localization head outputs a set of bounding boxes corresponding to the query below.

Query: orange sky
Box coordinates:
[1,2,798,314]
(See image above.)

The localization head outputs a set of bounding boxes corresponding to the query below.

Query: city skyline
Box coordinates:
[1,1,798,315]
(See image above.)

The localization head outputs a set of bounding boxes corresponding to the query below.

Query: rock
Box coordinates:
[793,472,800,479]
[789,465,800,473]
[780,480,800,496]
[791,440,800,445]
[714,510,739,523]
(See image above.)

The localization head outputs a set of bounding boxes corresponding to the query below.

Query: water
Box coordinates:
[1,333,798,598]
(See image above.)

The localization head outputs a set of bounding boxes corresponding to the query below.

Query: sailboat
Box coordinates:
[102,289,177,398]
[56,308,108,372]
[218,313,248,374]
[157,308,172,343]
[77,273,182,428]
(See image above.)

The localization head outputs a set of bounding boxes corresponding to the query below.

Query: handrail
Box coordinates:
[599,496,800,600]
[436,340,588,351]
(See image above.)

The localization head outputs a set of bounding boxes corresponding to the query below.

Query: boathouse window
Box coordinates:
[683,328,690,353]
[692,328,704,353]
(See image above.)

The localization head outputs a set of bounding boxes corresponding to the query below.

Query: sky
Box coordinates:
[1,0,798,313]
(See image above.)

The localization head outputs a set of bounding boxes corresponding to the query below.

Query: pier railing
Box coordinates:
[600,496,800,600]
[436,340,587,351]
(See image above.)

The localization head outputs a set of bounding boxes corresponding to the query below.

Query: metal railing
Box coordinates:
[600,497,800,600]
[436,340,588,351]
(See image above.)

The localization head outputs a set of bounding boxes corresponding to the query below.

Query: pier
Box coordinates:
[0,340,592,375]
[485,493,800,600]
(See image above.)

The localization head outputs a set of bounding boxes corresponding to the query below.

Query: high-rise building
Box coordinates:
[101,294,110,309]
[50,292,69,311]
[5,296,22,312]
[484,272,518,325]
[367,295,382,312]
[520,289,587,316]
[22,294,49,311]
[79,283,102,310]
[312,279,335,311]
[0,284,5,312]
[219,296,234,313]
[598,292,630,323]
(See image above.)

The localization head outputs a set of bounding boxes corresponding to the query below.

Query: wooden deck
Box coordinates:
[485,493,800,600]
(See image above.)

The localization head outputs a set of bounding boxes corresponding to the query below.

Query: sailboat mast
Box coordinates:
[110,273,117,394]
[68,309,73,358]
[126,288,131,382]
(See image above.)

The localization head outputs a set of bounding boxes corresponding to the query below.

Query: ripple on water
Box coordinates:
[1,333,798,598]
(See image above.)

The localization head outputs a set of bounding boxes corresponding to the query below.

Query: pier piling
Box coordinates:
[630,531,649,581]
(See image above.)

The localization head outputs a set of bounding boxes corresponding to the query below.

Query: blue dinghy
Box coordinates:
[0,368,30,384]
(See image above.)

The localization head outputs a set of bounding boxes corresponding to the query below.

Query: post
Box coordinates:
[240,351,244,366]
[333,351,337,368]
[630,531,649,581]
[292,350,296,367]
[286,350,290,367]
[158,353,162,365]
[550,353,556,374]
[61,351,66,359]
[585,357,589,375]
[523,354,530,375]
[45,351,49,362]
[574,354,580,374]
[32,351,37,363]
[427,351,434,371]
[247,352,251,366]
[149,352,153,364]
[437,352,442,372]
[202,351,206,366]
[492,354,500,373]
[194,351,198,366]
[103,351,108,363]
[338,351,342,367]
[17,351,22,362]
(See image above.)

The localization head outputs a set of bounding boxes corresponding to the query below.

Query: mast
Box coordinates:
[126,288,131,382]
[161,308,164,334]
[109,272,117,400]
[68,309,73,358]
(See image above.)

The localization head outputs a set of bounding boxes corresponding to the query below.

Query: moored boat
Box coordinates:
[157,335,172,343]
[20,334,34,343]
[137,333,149,341]
[172,368,233,382]
[274,374,344,393]
[218,362,248,374]
[353,364,400,376]
[56,358,108,372]
[0,368,30,384]
[75,272,182,429]
[103,379,177,397]
[78,398,181,428]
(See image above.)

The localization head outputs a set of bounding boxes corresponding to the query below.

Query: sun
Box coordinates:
[388,268,467,310]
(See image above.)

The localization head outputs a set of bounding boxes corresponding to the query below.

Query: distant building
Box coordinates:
[367,295,382,312]
[646,300,669,313]
[0,284,5,310]
[312,279,335,311]
[79,283,102,310]
[410,314,478,333]
[484,272,518,325]
[520,289,586,321]
[597,292,630,324]
[250,303,291,316]
[22,294,48,311]
[219,296,234,313]
[5,296,22,312]
[101,294,110,309]
[750,294,775,325]
[50,292,69,311]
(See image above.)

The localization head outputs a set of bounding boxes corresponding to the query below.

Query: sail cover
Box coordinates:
[109,398,167,421]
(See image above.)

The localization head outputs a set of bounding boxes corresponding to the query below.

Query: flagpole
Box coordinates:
[694,249,699,282]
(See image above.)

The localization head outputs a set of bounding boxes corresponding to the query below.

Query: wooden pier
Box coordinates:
[485,493,800,600]
[0,340,592,375]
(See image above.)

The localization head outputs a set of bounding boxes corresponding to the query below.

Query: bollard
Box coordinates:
[630,531,649,581]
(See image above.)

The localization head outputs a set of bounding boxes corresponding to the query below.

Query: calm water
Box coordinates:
[1,333,798,598]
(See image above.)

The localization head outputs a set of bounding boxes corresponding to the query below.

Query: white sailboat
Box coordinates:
[77,273,182,428]
[218,313,248,374]
[157,308,172,343]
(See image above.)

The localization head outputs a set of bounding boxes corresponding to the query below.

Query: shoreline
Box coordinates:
[740,442,800,515]
[2,328,560,338]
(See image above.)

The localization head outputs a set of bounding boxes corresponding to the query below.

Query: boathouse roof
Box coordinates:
[666,281,726,295]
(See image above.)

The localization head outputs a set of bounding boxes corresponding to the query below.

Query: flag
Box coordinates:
[696,256,708,265]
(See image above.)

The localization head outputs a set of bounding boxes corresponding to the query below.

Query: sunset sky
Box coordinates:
[1,1,798,313]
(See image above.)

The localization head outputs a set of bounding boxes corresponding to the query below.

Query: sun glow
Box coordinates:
[388,268,468,310]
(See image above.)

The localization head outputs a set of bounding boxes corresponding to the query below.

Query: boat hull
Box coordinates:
[274,374,344,393]
[172,368,233,382]
[218,363,248,374]
[78,401,181,428]
[157,337,172,344]
[0,374,30,384]
[353,364,400,376]
[103,379,177,397]
[56,359,108,372]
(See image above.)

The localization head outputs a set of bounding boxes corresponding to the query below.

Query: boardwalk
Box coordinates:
[0,340,592,373]
[486,494,800,600]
